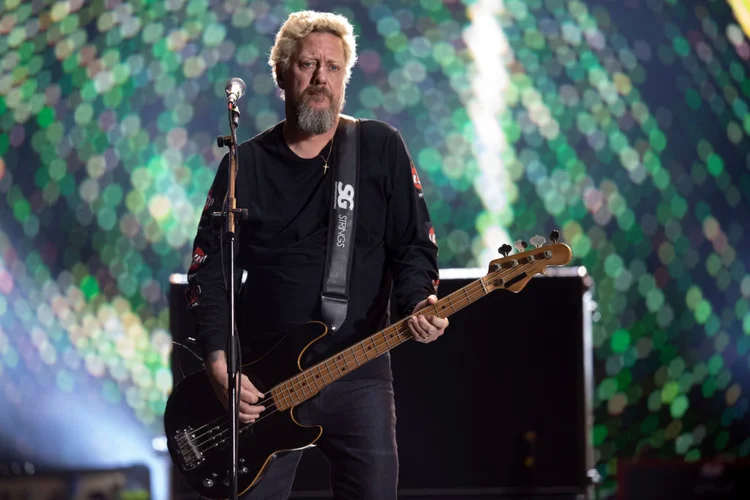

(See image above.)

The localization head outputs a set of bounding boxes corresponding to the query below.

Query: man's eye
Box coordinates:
[330,64,340,71]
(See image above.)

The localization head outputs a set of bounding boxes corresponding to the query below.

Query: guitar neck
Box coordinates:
[270,275,494,411]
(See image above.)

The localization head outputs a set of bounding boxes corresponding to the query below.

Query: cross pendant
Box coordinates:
[323,163,329,175]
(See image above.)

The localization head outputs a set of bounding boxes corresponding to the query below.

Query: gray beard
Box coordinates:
[296,101,336,135]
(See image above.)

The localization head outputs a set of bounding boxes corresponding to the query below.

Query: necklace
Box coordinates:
[319,134,335,175]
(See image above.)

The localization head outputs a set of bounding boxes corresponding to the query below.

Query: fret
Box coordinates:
[352,345,362,367]
[289,378,301,405]
[283,383,294,407]
[383,332,392,349]
[271,388,282,411]
[388,328,399,347]
[298,373,313,397]
[479,277,488,295]
[279,384,293,410]
[366,338,377,359]
[292,377,303,401]
[271,387,283,410]
[434,301,449,319]
[288,378,300,404]
[399,329,408,343]
[362,340,371,361]
[392,327,404,344]
[363,340,371,360]
[297,375,308,399]
[311,366,323,390]
[390,327,400,342]
[325,360,335,383]
[463,287,470,310]
[339,350,352,376]
[397,322,408,341]
[333,354,345,377]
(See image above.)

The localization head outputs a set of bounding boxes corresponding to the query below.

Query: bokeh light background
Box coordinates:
[1,0,750,497]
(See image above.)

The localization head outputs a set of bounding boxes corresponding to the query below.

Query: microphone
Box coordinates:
[225,77,246,104]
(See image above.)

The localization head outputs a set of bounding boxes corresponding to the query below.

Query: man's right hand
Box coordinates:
[205,350,266,424]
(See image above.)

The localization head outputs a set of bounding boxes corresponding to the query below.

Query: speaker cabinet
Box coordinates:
[167,267,596,499]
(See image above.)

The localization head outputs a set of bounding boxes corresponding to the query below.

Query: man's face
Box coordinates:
[280,32,347,134]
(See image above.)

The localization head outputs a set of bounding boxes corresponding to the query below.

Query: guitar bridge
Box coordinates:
[172,426,208,470]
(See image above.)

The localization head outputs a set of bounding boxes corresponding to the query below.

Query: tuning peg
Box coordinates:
[514,240,528,253]
[549,229,559,244]
[529,235,546,248]
[498,244,512,257]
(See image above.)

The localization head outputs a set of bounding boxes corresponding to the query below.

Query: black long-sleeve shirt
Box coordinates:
[186,119,438,379]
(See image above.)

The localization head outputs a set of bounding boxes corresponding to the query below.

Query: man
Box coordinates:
[186,10,448,500]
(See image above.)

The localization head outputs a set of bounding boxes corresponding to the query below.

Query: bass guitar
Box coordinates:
[164,232,572,498]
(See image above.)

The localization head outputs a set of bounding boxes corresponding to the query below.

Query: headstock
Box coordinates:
[485,230,572,293]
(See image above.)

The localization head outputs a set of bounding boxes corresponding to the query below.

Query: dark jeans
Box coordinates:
[239,378,398,500]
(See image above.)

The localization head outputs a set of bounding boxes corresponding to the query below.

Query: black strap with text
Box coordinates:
[321,115,360,333]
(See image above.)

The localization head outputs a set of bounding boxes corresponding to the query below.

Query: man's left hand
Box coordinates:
[408,294,449,344]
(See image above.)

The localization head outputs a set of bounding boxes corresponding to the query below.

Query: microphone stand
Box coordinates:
[215,96,245,500]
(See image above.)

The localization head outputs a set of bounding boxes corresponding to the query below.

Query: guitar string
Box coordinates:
[179,258,543,456]
[181,258,541,456]
[178,269,494,449]
[184,302,465,455]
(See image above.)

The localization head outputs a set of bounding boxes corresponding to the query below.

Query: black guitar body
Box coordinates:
[164,322,328,499]
[164,239,573,499]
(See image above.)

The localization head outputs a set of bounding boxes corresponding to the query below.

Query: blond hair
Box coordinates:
[268,11,358,89]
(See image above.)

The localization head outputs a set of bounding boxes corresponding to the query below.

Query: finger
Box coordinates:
[426,315,449,330]
[411,300,427,314]
[414,297,438,314]
[239,401,265,415]
[239,389,259,405]
[239,411,262,424]
[238,403,265,423]
[409,317,430,342]
[408,317,423,339]
[416,315,439,336]
[220,374,257,404]
[241,375,265,400]
[410,316,427,336]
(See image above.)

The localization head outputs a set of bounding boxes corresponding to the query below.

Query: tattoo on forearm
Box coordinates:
[208,350,226,363]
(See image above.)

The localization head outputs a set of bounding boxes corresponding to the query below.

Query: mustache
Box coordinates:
[303,86,333,99]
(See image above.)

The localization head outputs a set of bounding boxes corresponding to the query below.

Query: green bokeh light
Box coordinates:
[0,1,748,496]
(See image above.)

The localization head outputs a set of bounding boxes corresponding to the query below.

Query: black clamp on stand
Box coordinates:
[212,77,248,500]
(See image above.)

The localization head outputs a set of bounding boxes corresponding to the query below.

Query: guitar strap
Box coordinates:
[321,115,360,334]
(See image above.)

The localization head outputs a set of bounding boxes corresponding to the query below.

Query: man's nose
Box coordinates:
[313,66,328,84]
